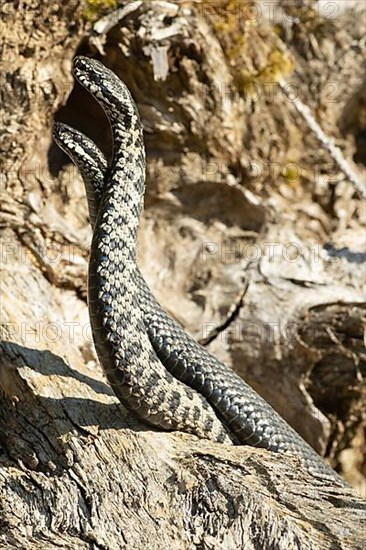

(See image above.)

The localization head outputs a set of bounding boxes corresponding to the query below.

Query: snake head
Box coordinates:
[73,56,138,129]
[53,121,108,174]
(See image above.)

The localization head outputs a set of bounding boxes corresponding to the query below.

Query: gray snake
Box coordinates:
[53,56,345,485]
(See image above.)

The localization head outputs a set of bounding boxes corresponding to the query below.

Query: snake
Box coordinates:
[53,56,346,485]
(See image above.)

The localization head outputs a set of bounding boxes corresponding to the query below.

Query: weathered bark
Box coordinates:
[1,1,365,548]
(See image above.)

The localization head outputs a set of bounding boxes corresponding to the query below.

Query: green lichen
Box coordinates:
[235,48,294,98]
[282,162,301,188]
[83,0,118,23]
[205,0,252,59]
[199,1,294,100]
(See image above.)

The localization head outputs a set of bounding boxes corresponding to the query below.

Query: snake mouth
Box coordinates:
[73,56,136,124]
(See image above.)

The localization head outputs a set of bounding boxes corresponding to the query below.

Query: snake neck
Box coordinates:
[96,160,145,259]
[106,99,146,194]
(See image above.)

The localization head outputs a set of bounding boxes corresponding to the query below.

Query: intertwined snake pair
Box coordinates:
[53,56,345,485]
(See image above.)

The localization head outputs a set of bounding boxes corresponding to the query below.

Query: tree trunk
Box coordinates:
[1,1,365,548]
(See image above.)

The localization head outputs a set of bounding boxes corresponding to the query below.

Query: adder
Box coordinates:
[53,56,346,486]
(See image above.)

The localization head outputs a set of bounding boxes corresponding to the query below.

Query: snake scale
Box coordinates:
[53,56,345,485]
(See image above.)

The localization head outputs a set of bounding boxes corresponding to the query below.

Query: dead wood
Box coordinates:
[1,1,365,548]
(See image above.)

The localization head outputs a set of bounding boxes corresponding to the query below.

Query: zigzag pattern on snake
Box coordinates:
[53,56,346,485]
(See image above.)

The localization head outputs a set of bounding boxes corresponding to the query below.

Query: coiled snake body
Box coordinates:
[54,56,345,484]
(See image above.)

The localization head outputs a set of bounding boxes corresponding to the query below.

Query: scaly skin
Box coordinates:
[53,56,347,486]
[65,57,231,444]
